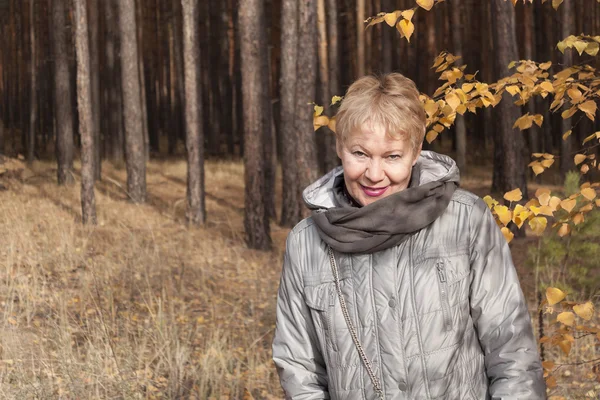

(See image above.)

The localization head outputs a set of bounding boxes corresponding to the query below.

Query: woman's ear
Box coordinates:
[412,143,422,166]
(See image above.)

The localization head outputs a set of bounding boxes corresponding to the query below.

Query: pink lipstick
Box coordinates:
[361,185,389,197]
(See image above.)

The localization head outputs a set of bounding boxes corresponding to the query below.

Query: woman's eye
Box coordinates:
[388,154,401,160]
[353,151,366,157]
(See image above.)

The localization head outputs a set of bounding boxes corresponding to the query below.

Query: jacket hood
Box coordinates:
[303,150,460,211]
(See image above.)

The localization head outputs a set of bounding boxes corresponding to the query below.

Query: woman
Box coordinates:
[272,73,545,399]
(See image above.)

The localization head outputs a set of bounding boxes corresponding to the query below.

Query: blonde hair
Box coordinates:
[335,73,426,153]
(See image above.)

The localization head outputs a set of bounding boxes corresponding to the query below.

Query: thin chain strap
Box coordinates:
[327,246,384,400]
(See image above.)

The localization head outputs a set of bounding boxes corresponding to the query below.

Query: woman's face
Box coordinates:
[337,122,421,207]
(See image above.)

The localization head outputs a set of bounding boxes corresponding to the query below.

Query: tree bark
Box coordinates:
[279,0,300,227]
[181,0,206,225]
[296,0,319,218]
[117,0,147,203]
[52,0,74,184]
[450,0,467,174]
[74,0,97,224]
[28,0,37,164]
[491,0,527,204]
[560,0,574,175]
[88,0,101,179]
[356,0,365,77]
[239,0,272,249]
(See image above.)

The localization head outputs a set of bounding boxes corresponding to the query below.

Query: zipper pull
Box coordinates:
[436,263,446,282]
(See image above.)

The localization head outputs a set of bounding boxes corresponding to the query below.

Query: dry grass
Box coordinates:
[0,158,599,399]
[0,159,286,399]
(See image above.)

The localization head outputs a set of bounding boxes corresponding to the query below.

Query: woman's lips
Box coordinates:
[361,185,389,197]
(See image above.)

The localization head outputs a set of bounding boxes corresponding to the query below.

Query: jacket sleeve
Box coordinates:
[468,199,546,399]
[272,232,329,399]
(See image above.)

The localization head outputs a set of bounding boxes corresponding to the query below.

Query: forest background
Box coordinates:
[1,0,600,398]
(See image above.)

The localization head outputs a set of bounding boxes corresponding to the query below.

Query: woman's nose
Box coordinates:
[364,160,384,183]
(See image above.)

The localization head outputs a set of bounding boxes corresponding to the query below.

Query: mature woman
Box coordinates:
[272,73,545,399]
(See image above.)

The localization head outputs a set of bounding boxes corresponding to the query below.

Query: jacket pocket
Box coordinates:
[304,283,338,352]
[436,261,453,331]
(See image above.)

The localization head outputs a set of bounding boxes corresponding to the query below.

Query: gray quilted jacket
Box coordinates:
[272,152,545,399]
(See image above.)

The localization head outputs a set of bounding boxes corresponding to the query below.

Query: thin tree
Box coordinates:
[239,0,271,249]
[295,0,319,218]
[279,0,300,227]
[181,0,206,225]
[117,0,147,203]
[73,0,97,224]
[88,0,101,180]
[28,0,36,164]
[450,0,467,173]
[356,0,365,77]
[51,0,74,184]
[491,0,527,202]
[560,0,574,175]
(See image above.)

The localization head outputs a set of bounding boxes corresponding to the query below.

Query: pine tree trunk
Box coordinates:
[239,0,272,250]
[52,0,74,185]
[28,0,37,164]
[296,0,319,218]
[74,0,97,224]
[491,0,527,203]
[88,0,101,180]
[316,0,334,173]
[118,0,147,203]
[279,0,300,227]
[356,0,365,76]
[450,0,467,174]
[560,0,574,175]
[181,0,206,225]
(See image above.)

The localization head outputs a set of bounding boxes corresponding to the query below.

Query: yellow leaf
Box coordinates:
[585,41,599,56]
[574,153,587,165]
[541,158,554,168]
[581,187,596,200]
[313,115,329,131]
[529,216,547,235]
[401,9,415,21]
[573,302,594,320]
[561,107,576,120]
[557,311,575,326]
[530,162,545,176]
[573,40,588,56]
[331,95,343,105]
[483,195,499,209]
[558,339,572,356]
[506,85,520,96]
[398,19,415,42]
[425,130,438,144]
[504,188,523,202]
[582,131,600,144]
[546,287,566,306]
[416,0,434,11]
[552,0,564,9]
[494,205,512,227]
[573,212,585,225]
[314,105,324,117]
[567,87,582,101]
[461,83,474,93]
[533,114,544,127]
[542,360,555,371]
[560,198,576,212]
[384,11,400,27]
[548,196,561,211]
[501,227,514,243]
[581,163,590,174]
[539,81,554,92]
[537,191,550,206]
[445,92,460,111]
[558,223,571,237]
[562,129,572,140]
[578,100,597,119]
[539,61,552,71]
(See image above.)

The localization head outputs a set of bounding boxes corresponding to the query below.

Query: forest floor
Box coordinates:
[0,156,599,399]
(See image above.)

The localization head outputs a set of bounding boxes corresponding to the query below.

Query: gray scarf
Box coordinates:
[311,165,457,254]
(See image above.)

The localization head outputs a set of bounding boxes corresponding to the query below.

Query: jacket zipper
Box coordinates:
[328,285,338,351]
[436,261,453,331]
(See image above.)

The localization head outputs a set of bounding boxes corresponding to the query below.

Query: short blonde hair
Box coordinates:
[335,73,426,153]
